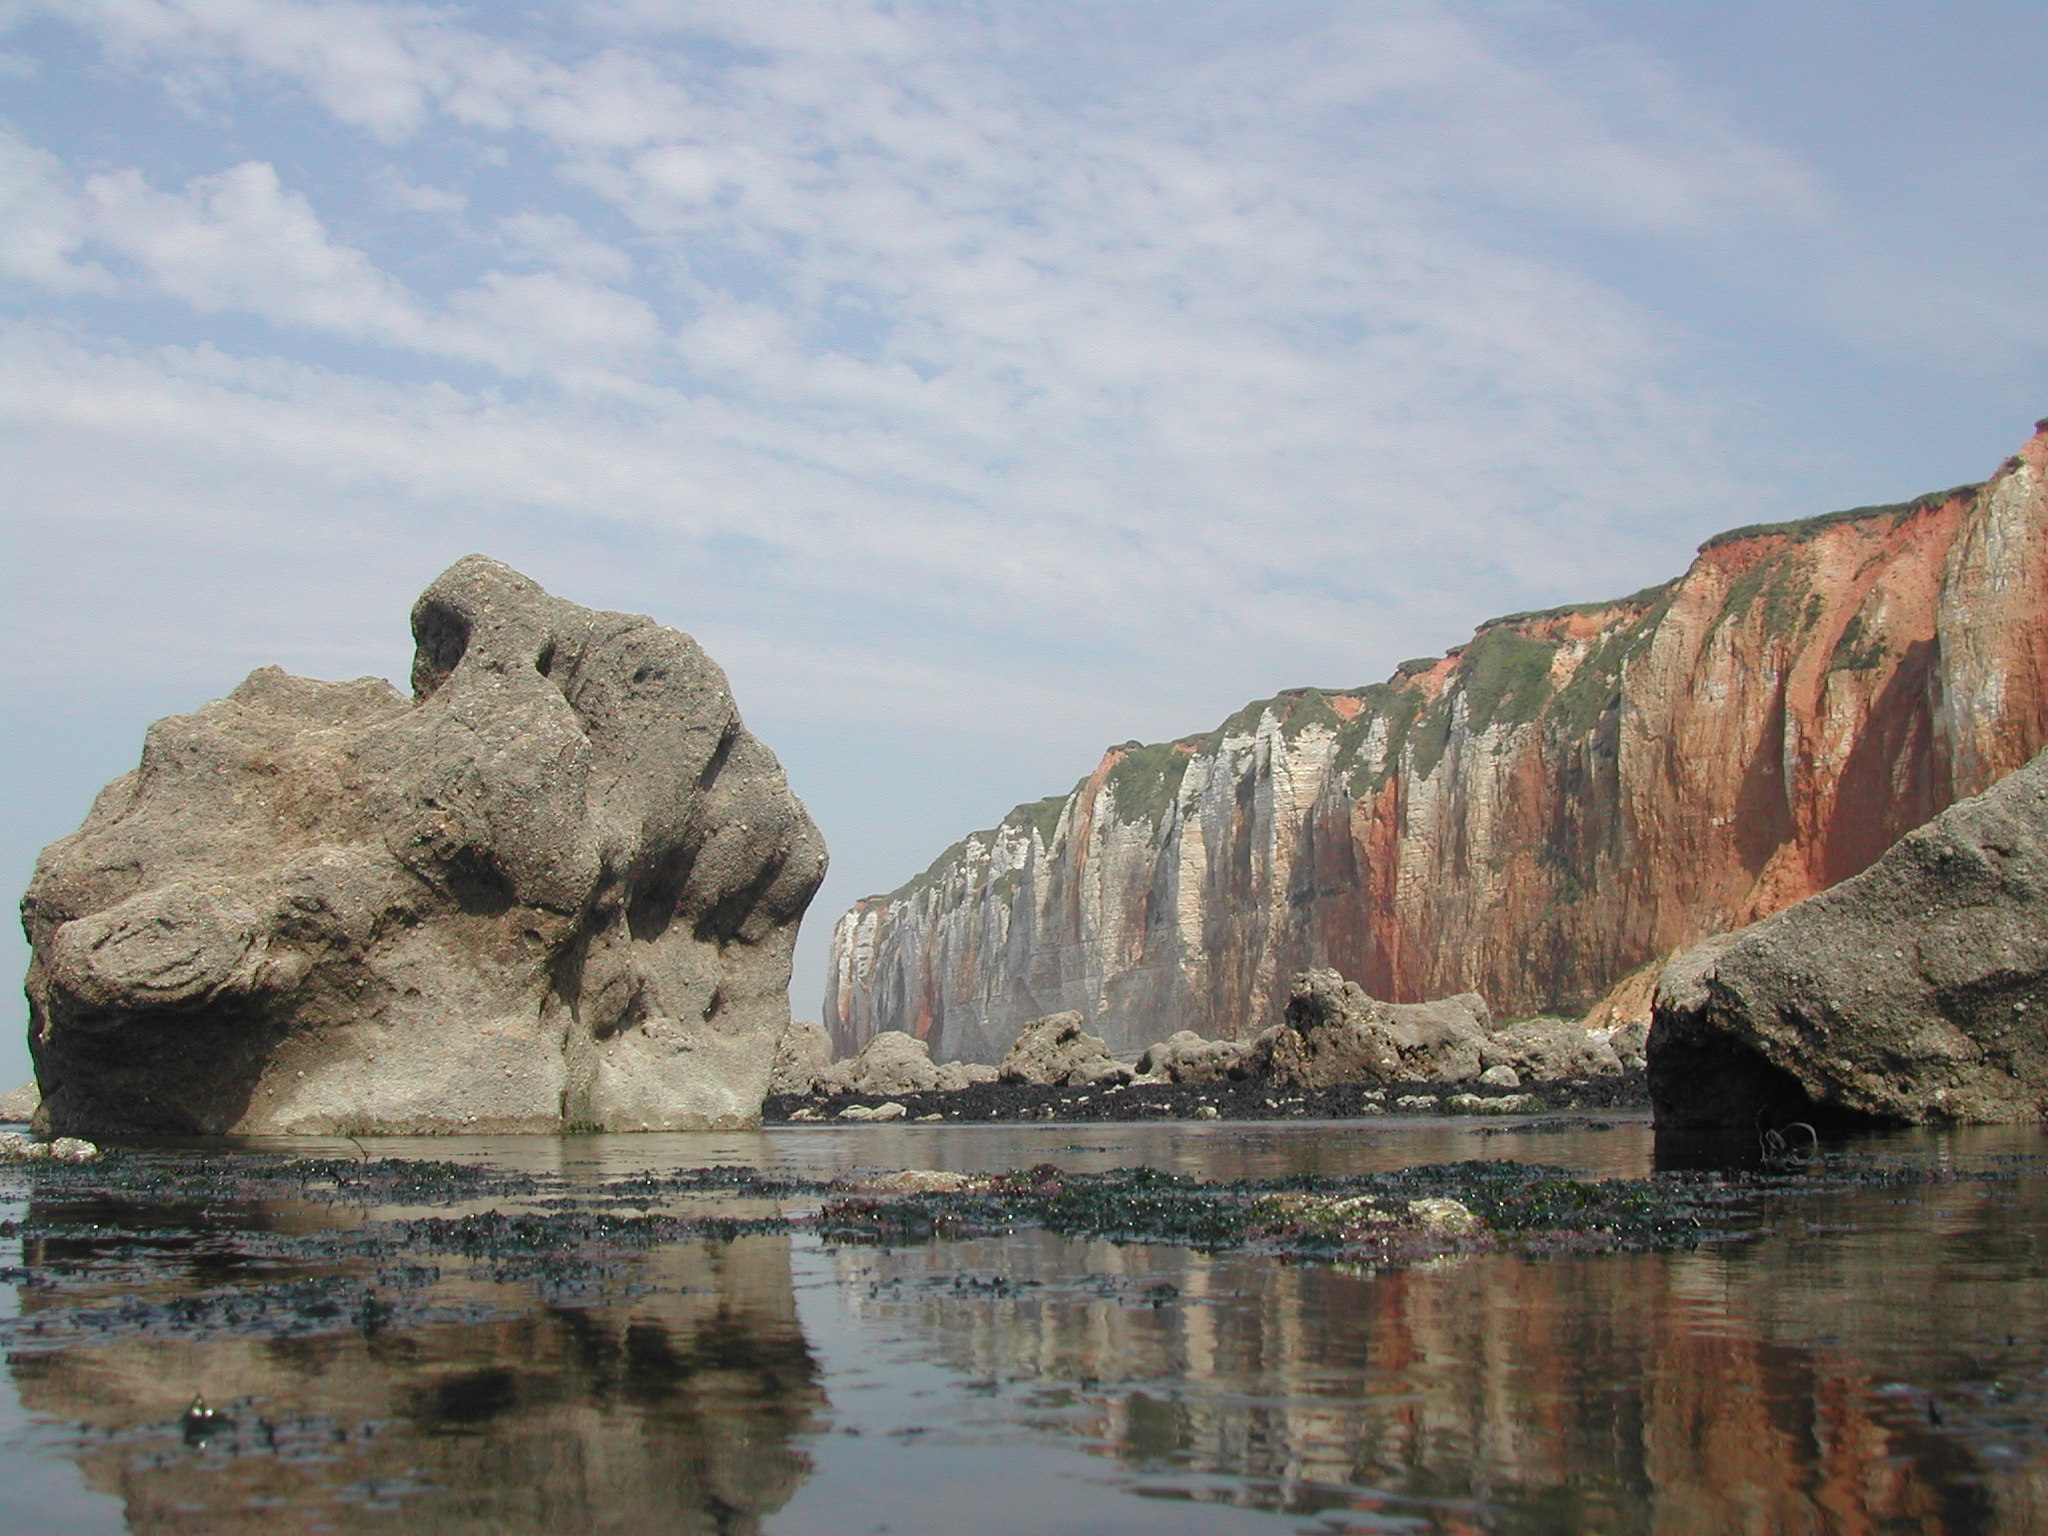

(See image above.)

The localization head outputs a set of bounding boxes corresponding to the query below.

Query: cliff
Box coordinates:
[829,425,2048,1063]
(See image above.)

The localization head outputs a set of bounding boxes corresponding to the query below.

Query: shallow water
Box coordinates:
[3,1115,2045,1534]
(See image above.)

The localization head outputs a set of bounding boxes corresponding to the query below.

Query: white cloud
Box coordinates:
[2,4,1834,716]
[0,131,105,290]
[83,159,422,335]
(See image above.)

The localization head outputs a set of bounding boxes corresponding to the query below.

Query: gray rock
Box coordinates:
[836,1101,907,1122]
[1606,1019,1651,1070]
[769,1021,833,1096]
[1135,1030,1248,1084]
[1445,1093,1540,1116]
[22,556,825,1136]
[0,1081,38,1123]
[816,1031,944,1097]
[1649,746,2048,1127]
[934,1060,999,1091]
[999,1013,1132,1086]
[1476,1064,1522,1088]
[1248,971,1490,1087]
[1480,1018,1623,1080]
[0,1132,97,1162]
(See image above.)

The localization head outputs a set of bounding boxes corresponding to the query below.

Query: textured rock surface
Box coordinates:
[769,1021,834,1096]
[0,1082,37,1122]
[831,428,2048,1062]
[1135,1030,1249,1084]
[1247,969,1491,1088]
[1480,1018,1624,1081]
[816,1031,946,1097]
[22,556,825,1136]
[935,1059,1000,1091]
[1649,747,2048,1127]
[998,1013,1132,1087]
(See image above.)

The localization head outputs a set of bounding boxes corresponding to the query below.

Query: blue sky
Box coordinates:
[4,1,2045,1090]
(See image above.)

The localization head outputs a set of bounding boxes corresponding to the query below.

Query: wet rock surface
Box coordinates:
[1651,745,2048,1127]
[768,1069,1647,1124]
[22,556,825,1137]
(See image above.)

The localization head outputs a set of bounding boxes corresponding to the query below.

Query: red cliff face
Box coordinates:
[829,428,2048,1063]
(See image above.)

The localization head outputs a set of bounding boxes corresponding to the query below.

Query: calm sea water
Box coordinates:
[3,1115,2045,1534]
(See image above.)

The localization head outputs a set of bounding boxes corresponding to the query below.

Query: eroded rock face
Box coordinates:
[831,427,2048,1063]
[1480,1018,1624,1081]
[1649,747,2048,1127]
[22,556,826,1136]
[815,1031,946,1097]
[999,1013,1132,1087]
[1136,1030,1249,1084]
[1248,970,1491,1087]
[769,1021,834,1096]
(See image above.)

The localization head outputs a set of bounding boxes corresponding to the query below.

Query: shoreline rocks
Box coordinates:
[999,1013,1132,1087]
[22,556,825,1137]
[780,972,1648,1125]
[766,1070,1646,1126]
[1650,746,2048,1127]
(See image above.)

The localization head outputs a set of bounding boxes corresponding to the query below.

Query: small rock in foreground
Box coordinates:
[0,1132,99,1162]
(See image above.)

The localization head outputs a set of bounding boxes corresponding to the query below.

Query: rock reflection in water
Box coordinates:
[6,1182,821,1536]
[831,1169,2048,1531]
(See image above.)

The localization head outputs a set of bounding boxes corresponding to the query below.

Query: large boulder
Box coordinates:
[1248,971,1490,1087]
[816,1031,945,1097]
[1135,1030,1248,1084]
[21,556,826,1136]
[769,1021,834,1096]
[935,1059,999,1092]
[999,1013,1132,1086]
[1649,747,2048,1127]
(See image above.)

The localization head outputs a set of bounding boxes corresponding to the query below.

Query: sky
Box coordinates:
[3,0,2045,1092]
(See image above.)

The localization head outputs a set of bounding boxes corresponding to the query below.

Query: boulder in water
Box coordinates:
[1480,1018,1624,1080]
[999,1013,1132,1086]
[1650,747,2048,1127]
[769,1021,834,1096]
[816,1031,946,1097]
[1135,1030,1248,1084]
[23,556,825,1136]
[1248,971,1490,1087]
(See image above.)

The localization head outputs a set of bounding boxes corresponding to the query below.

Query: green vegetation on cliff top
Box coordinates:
[1697,485,1979,552]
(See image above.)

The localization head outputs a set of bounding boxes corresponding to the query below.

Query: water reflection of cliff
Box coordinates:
[837,1174,2048,1531]
[8,1205,821,1536]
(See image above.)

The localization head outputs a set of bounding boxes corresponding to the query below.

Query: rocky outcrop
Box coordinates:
[817,1031,946,1096]
[788,1028,998,1098]
[1245,969,1492,1088]
[22,556,826,1136]
[1649,746,2048,1127]
[831,426,2048,1062]
[1481,1018,1625,1081]
[769,1021,834,1096]
[1135,1031,1248,1084]
[0,1082,37,1122]
[999,1012,1133,1087]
